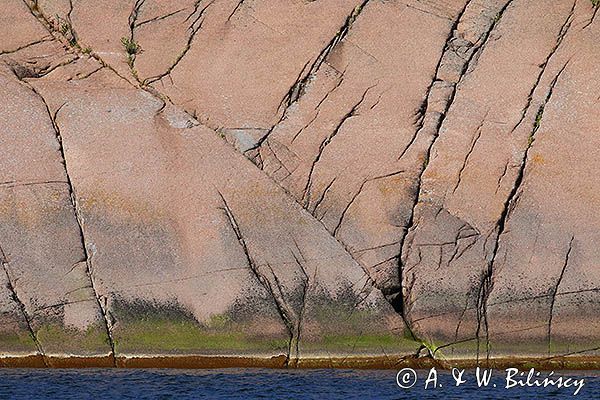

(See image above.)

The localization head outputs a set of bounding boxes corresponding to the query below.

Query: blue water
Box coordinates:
[0,368,598,399]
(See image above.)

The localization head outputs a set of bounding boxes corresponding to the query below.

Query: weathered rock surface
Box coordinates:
[0,0,598,366]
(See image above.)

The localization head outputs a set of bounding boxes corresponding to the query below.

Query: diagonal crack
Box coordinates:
[390,0,515,348]
[125,0,146,71]
[398,0,514,161]
[227,0,246,22]
[0,245,48,367]
[128,1,146,35]
[0,180,68,189]
[67,65,105,81]
[302,85,374,206]
[145,0,214,84]
[476,60,570,360]
[0,36,53,56]
[583,2,599,29]
[136,8,185,27]
[311,177,336,216]
[332,170,405,238]
[21,0,134,86]
[217,191,297,364]
[276,0,371,117]
[288,243,310,367]
[289,70,347,146]
[452,113,487,194]
[547,235,574,354]
[510,0,575,134]
[397,0,471,161]
[18,81,118,365]
[247,0,370,153]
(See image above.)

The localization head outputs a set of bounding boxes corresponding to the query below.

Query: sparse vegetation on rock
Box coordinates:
[121,37,141,57]
[55,15,77,47]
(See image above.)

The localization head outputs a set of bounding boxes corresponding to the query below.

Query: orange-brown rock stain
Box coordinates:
[1,355,599,370]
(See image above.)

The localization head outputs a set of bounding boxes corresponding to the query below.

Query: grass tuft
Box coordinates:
[55,15,78,47]
[121,37,141,56]
[121,37,142,67]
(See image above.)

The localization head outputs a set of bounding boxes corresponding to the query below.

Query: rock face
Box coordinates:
[0,0,598,367]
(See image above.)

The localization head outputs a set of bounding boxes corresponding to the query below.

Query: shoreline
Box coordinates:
[1,355,599,370]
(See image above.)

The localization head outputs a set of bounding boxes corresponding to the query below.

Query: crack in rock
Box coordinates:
[302,85,374,206]
[0,245,48,366]
[145,0,214,84]
[390,0,516,345]
[476,60,570,360]
[20,82,118,365]
[217,191,298,364]
[248,0,371,153]
[547,235,574,355]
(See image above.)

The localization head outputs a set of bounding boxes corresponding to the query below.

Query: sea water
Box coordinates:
[0,368,598,399]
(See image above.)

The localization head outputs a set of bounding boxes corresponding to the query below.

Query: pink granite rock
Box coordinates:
[0,65,111,360]
[0,0,598,366]
[24,59,417,359]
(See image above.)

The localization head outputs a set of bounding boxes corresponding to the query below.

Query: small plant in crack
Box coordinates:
[30,0,40,13]
[533,105,544,132]
[593,0,600,8]
[423,155,430,169]
[55,15,78,47]
[121,37,142,66]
